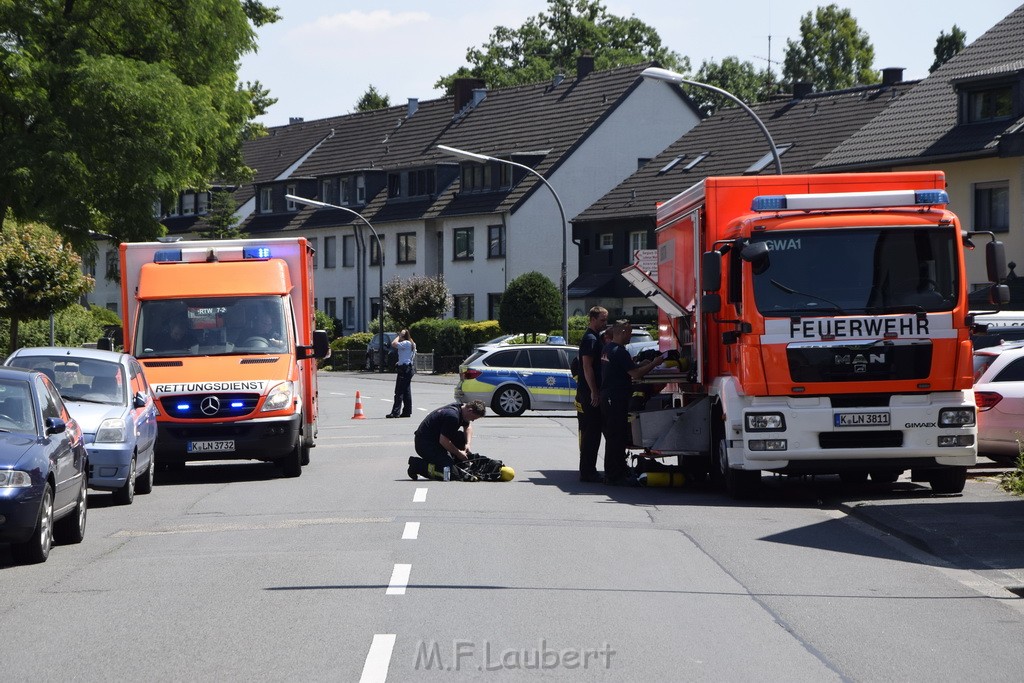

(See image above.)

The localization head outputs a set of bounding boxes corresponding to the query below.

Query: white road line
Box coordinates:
[413,487,427,502]
[387,563,411,595]
[402,522,420,540]
[359,633,396,683]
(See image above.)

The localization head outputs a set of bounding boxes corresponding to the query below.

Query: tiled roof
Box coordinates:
[576,80,916,222]
[820,5,1024,169]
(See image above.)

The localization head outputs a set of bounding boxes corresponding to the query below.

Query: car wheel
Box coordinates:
[113,456,137,505]
[928,466,967,494]
[492,385,528,417]
[54,479,87,545]
[278,440,302,478]
[137,453,155,494]
[12,483,54,564]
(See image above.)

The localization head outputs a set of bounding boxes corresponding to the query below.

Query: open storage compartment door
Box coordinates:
[621,265,688,318]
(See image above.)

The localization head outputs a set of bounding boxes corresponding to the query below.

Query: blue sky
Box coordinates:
[239,1,1022,127]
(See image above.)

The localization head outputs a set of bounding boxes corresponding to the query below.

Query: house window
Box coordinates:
[967,85,1013,123]
[974,181,1009,233]
[371,236,385,266]
[343,297,355,328]
[454,294,475,320]
[321,178,337,204]
[388,173,402,198]
[152,200,162,218]
[461,163,492,192]
[356,175,366,204]
[197,192,209,215]
[286,184,297,211]
[629,230,647,252]
[745,144,792,174]
[599,233,614,250]
[324,236,337,268]
[370,297,381,321]
[182,191,195,215]
[684,153,709,171]
[340,177,350,205]
[259,187,272,213]
[488,293,502,320]
[309,237,319,268]
[454,227,474,260]
[498,164,512,189]
[323,297,337,319]
[342,235,355,267]
[408,169,435,197]
[397,232,416,264]
[105,250,119,281]
[488,225,505,258]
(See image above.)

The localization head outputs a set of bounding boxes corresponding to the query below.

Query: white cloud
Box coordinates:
[288,10,430,39]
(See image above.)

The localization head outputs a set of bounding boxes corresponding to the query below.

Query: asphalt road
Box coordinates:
[2,370,1023,681]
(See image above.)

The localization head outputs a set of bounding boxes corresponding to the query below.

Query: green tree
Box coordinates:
[782,4,877,92]
[930,25,967,73]
[383,275,452,330]
[0,1,280,250]
[693,57,780,116]
[435,0,688,93]
[498,271,560,340]
[0,220,95,354]
[201,189,244,240]
[355,85,391,112]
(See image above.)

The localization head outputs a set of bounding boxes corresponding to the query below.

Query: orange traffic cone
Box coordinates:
[352,391,366,420]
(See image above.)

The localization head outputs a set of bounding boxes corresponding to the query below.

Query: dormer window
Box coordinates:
[954,70,1022,125]
[259,187,272,213]
[967,85,1013,122]
[461,162,492,192]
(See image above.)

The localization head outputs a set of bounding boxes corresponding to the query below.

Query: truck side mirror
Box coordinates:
[740,241,770,275]
[990,283,1010,306]
[96,337,113,351]
[986,240,1006,283]
[702,293,721,314]
[702,251,722,292]
[312,330,330,360]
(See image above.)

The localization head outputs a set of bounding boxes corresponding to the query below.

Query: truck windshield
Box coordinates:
[134,296,289,357]
[749,227,959,316]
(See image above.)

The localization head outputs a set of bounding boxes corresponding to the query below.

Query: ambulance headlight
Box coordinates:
[939,407,975,427]
[261,381,294,412]
[745,412,785,431]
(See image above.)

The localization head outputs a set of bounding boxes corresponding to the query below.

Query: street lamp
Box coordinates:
[286,194,386,373]
[437,144,569,340]
[641,67,783,175]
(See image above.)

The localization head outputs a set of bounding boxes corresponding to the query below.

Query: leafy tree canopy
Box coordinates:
[693,57,780,117]
[435,0,688,93]
[498,271,561,338]
[355,85,391,112]
[0,0,280,250]
[0,219,94,353]
[930,25,966,73]
[782,4,877,92]
[383,275,452,330]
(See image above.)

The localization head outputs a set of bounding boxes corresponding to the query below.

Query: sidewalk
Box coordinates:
[328,369,458,386]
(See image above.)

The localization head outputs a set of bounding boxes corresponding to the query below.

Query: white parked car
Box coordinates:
[973,341,1024,466]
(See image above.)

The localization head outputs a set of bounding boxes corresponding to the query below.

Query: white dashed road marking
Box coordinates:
[359,633,396,683]
[412,487,427,502]
[402,522,420,540]
[387,564,411,595]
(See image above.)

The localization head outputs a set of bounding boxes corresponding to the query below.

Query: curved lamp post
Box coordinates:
[437,144,569,340]
[286,194,386,373]
[642,67,783,175]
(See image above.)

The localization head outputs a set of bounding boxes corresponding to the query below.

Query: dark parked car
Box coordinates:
[0,366,88,564]
[6,347,158,505]
[365,332,398,371]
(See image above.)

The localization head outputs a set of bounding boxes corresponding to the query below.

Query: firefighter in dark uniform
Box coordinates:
[407,400,486,480]
[600,320,663,486]
[576,306,608,482]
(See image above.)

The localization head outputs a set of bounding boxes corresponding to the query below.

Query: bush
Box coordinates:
[409,318,443,352]
[315,310,336,338]
[3,304,106,350]
[334,331,372,351]
[462,320,502,347]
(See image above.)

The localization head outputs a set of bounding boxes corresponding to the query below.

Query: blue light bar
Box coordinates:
[243,246,272,259]
[914,190,949,205]
[751,195,787,211]
[155,249,183,263]
[230,401,243,408]
[176,403,190,411]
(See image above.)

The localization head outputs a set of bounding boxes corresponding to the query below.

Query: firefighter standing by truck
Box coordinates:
[576,306,608,483]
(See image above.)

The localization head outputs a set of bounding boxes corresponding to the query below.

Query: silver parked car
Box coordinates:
[6,347,158,505]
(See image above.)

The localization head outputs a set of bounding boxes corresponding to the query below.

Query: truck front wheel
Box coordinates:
[278,440,302,478]
[928,466,967,494]
[717,436,761,500]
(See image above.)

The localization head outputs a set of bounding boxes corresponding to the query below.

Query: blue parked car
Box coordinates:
[5,348,157,505]
[0,366,88,564]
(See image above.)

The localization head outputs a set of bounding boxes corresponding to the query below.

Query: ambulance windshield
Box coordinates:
[749,227,959,316]
[134,296,289,357]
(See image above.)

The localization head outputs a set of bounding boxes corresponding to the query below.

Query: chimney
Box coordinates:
[407,98,419,117]
[881,67,904,86]
[288,117,304,125]
[792,81,813,99]
[453,78,486,114]
[577,54,595,79]
[552,73,565,89]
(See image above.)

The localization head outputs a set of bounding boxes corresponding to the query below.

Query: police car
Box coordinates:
[455,344,578,417]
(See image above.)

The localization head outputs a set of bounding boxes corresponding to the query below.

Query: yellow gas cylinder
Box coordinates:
[640,472,685,487]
